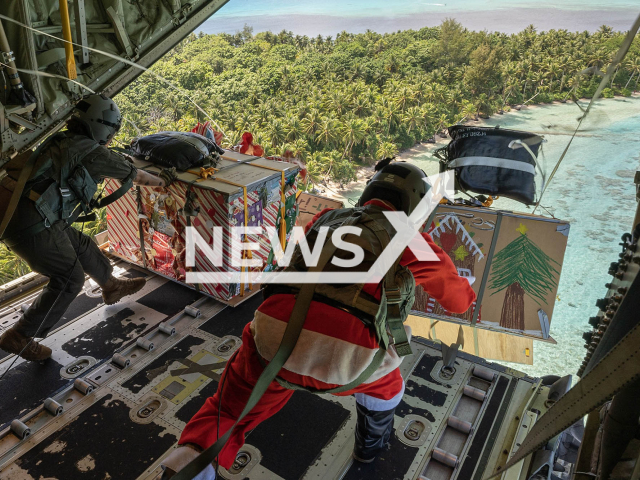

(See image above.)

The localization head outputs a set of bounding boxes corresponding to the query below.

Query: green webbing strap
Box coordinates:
[0,138,55,239]
[273,346,387,394]
[109,146,134,156]
[367,220,412,357]
[95,173,134,209]
[0,219,49,247]
[75,212,97,223]
[172,232,345,480]
[385,281,412,357]
[135,186,147,269]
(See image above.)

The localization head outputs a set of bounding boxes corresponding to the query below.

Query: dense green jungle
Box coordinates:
[2,20,640,282]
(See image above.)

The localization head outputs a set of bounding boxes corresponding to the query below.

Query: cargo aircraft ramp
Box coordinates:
[0,260,559,480]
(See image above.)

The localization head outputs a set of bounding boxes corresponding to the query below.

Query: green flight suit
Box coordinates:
[0,131,137,338]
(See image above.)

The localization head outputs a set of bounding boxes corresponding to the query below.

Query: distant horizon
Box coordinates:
[200,2,639,37]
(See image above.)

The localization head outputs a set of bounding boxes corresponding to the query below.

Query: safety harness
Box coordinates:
[173,204,415,479]
[0,133,134,245]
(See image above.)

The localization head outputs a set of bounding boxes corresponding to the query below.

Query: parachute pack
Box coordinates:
[129,131,225,171]
[437,125,545,205]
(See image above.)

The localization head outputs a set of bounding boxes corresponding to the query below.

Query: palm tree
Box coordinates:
[351,63,365,81]
[563,75,580,101]
[340,118,367,157]
[394,85,414,112]
[403,106,423,133]
[301,108,322,136]
[285,116,304,142]
[352,96,370,118]
[235,110,253,132]
[380,98,400,135]
[435,113,450,135]
[254,102,272,127]
[376,141,398,160]
[327,90,349,116]
[625,57,640,91]
[306,151,329,183]
[458,101,478,122]
[587,48,609,73]
[316,116,338,149]
[297,102,311,120]
[290,139,309,161]
[266,119,287,148]
[596,25,613,39]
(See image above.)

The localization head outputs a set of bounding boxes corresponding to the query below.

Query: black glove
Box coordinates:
[159,167,178,187]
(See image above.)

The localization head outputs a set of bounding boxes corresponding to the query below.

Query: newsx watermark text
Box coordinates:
[185,172,454,285]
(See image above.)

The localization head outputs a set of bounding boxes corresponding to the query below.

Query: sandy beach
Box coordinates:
[201,8,639,36]
[322,93,640,204]
[319,102,561,203]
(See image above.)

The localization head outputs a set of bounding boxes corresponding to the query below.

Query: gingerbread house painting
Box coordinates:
[413,214,486,322]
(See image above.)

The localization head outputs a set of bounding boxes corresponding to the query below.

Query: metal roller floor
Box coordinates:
[0,265,549,480]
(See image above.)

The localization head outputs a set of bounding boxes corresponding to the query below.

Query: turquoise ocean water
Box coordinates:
[337,98,640,377]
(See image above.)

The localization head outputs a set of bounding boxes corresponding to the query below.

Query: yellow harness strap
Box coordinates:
[249,164,287,250]
[240,186,254,296]
[186,168,255,295]
[185,161,291,295]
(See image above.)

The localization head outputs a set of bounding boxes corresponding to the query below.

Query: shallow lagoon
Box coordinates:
[339,97,640,377]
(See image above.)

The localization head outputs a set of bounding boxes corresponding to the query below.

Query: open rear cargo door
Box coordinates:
[0,0,229,162]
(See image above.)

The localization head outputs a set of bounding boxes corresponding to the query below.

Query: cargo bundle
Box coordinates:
[106,136,299,303]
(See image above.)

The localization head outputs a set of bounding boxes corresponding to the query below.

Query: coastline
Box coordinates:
[318,103,547,203]
[321,94,640,203]
[319,102,568,202]
[315,166,370,204]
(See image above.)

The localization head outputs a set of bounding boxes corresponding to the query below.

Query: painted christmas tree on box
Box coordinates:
[489,223,561,333]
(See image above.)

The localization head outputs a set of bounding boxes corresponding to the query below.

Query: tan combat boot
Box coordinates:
[101,276,146,305]
[0,328,52,361]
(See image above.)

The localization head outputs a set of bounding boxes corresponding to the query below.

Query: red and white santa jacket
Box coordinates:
[250,199,477,398]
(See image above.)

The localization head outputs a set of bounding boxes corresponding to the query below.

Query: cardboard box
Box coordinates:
[106,150,299,303]
[296,192,344,229]
[411,205,569,341]
[406,315,534,365]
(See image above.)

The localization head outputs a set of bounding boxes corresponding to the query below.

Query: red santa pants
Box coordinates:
[178,323,405,469]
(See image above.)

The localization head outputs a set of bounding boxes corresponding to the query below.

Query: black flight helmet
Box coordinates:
[357,159,429,215]
[72,94,122,145]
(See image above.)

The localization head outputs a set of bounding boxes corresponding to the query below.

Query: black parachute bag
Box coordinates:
[129,131,224,171]
[437,125,544,205]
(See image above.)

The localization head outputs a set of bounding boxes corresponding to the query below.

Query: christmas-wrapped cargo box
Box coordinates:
[411,204,569,341]
[106,150,299,303]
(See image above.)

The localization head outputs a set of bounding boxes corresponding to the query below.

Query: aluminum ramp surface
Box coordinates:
[0,269,545,480]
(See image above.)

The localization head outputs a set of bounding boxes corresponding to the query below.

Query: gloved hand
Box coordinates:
[159,167,178,187]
